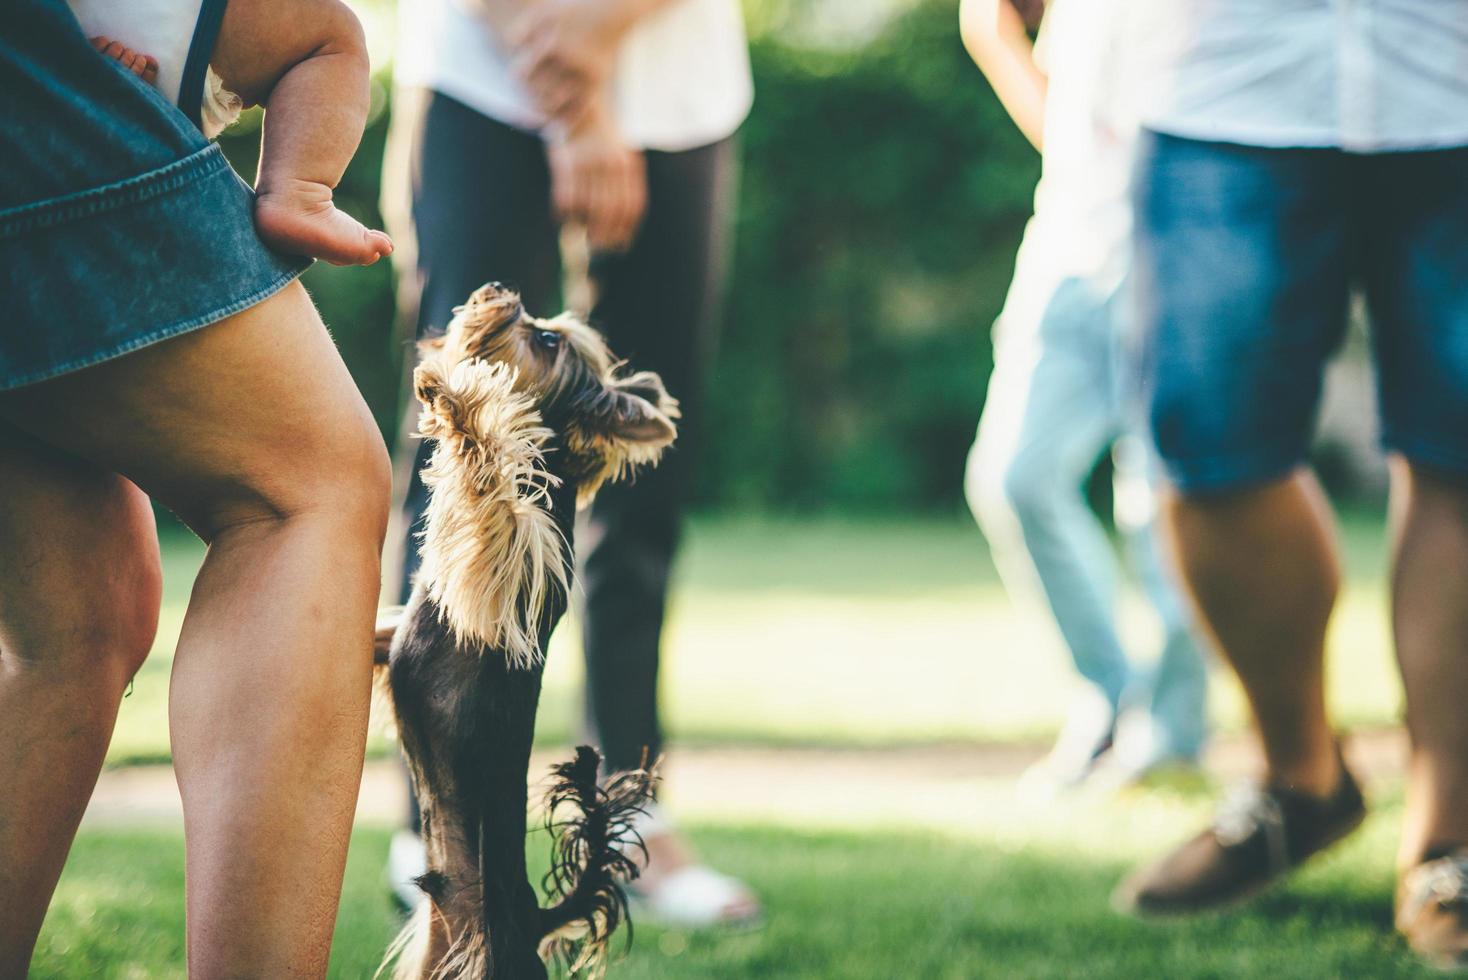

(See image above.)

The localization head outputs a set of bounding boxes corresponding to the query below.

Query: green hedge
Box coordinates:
[218,0,1035,513]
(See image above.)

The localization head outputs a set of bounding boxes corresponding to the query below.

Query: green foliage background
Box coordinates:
[218,0,1036,513]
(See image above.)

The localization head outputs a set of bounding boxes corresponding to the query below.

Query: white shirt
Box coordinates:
[1025,0,1133,287]
[1001,0,1134,327]
[1124,0,1468,152]
[68,0,202,106]
[67,0,242,137]
[395,0,753,152]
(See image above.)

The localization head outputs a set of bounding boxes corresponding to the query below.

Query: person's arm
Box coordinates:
[461,0,680,251]
[959,0,1047,151]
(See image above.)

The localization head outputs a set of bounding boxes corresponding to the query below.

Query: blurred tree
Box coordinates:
[707,0,1036,510]
[214,0,1037,514]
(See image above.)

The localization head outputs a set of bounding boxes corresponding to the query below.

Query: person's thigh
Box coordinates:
[408,91,562,332]
[1134,133,1353,494]
[0,280,386,535]
[1361,146,1468,475]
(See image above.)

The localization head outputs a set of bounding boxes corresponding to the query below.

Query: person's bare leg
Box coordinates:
[211,0,392,266]
[1389,458,1468,866]
[1162,470,1341,795]
[0,281,390,977]
[0,434,161,977]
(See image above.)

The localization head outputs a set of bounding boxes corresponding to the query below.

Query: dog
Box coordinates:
[376,282,679,979]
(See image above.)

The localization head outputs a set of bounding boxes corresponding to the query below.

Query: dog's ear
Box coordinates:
[414,358,473,449]
[591,371,679,450]
[566,370,678,506]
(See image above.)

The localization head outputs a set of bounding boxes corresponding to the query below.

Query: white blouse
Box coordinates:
[395,0,754,152]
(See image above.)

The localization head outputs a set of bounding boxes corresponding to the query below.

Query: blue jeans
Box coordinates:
[967,273,1209,760]
[1135,131,1468,492]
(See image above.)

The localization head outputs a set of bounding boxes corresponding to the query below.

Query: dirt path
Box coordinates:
[83,729,1409,831]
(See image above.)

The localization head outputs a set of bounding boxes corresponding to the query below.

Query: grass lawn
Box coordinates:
[110,509,1401,765]
[38,780,1434,978]
[37,511,1432,977]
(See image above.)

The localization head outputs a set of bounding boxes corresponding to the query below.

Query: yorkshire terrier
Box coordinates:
[376,283,679,979]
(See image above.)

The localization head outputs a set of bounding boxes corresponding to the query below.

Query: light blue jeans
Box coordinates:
[965,274,1208,761]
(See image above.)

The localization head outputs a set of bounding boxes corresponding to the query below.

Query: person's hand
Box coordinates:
[508,0,640,126]
[547,101,647,252]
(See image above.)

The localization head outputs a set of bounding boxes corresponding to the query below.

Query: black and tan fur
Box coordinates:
[377,283,678,979]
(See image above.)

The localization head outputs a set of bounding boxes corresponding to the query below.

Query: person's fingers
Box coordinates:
[584,166,619,250]
[600,164,631,250]
[623,153,648,246]
[512,35,562,91]
[608,159,640,250]
[127,52,148,77]
[556,91,594,135]
[141,57,160,85]
[522,59,586,119]
[503,8,541,50]
[606,155,643,251]
[103,40,128,61]
[548,148,586,226]
[90,35,111,52]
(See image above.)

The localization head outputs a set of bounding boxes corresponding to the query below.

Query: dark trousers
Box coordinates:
[394,90,734,792]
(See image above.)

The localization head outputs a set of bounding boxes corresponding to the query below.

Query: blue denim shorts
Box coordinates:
[1133,131,1468,492]
[0,0,308,391]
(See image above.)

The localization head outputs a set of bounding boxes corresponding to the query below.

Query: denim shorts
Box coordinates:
[0,0,308,391]
[1133,130,1468,492]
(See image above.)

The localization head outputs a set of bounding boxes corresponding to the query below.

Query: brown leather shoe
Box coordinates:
[1113,764,1366,917]
[1397,850,1468,971]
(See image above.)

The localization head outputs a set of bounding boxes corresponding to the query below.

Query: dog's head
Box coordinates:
[411,283,678,663]
[418,282,679,502]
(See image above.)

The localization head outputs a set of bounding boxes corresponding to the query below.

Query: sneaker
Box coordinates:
[387,829,428,912]
[1397,849,1468,970]
[1017,690,1117,800]
[1113,761,1366,916]
[1091,710,1203,790]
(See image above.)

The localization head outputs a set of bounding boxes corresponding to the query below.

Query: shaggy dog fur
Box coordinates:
[376,283,678,979]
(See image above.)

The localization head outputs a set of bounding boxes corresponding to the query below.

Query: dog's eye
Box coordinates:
[534,329,561,351]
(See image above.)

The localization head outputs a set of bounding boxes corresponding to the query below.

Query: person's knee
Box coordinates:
[91,545,162,682]
[969,440,1063,531]
[297,423,392,556]
[192,412,392,559]
[3,487,161,680]
[328,423,393,546]
[81,491,162,681]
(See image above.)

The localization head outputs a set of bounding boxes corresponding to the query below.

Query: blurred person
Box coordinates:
[1,0,389,974]
[960,0,1210,794]
[381,0,760,926]
[1110,1,1468,967]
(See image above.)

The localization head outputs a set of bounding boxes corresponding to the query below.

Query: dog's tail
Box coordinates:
[538,747,657,977]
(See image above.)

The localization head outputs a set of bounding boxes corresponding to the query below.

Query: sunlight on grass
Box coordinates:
[111,512,1400,765]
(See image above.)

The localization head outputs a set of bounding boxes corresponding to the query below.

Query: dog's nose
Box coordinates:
[484,281,506,293]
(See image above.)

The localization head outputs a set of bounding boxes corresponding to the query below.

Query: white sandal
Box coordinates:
[623,803,762,928]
